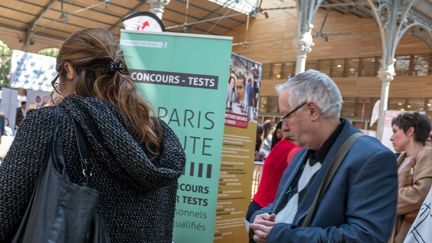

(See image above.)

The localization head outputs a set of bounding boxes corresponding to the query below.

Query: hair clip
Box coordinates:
[108,61,124,72]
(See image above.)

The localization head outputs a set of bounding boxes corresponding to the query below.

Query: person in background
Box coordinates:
[250,69,397,243]
[255,124,265,161]
[389,112,432,243]
[246,121,296,222]
[15,101,26,129]
[0,28,185,242]
[246,74,256,122]
[0,115,4,137]
[3,117,13,136]
[259,120,274,159]
[270,122,283,150]
[251,66,260,116]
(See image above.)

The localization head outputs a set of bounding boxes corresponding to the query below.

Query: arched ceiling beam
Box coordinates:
[108,2,146,31]
[23,0,56,50]
[366,0,419,140]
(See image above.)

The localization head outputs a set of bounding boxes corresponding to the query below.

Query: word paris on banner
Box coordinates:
[120,30,232,243]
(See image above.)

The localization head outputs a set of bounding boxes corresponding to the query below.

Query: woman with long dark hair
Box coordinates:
[0,28,185,242]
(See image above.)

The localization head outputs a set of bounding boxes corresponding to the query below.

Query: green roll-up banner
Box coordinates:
[120,30,232,243]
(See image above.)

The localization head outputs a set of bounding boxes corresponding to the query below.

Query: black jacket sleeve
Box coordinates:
[0,108,55,242]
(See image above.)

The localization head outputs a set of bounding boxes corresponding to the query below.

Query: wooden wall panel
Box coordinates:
[389,76,432,98]
[228,6,430,63]
[224,2,431,104]
[260,76,432,99]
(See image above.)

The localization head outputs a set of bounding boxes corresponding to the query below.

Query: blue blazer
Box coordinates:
[251,119,398,242]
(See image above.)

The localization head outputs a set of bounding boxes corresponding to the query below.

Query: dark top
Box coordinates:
[308,120,344,166]
[15,107,25,128]
[0,95,186,243]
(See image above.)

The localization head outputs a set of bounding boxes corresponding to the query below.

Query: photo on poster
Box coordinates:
[225,53,262,126]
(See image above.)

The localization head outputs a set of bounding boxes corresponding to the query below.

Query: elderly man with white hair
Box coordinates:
[249,69,398,243]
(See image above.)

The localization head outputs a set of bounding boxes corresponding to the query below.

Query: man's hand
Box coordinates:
[250,213,276,243]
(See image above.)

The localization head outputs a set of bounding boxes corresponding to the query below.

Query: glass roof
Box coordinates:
[208,0,260,15]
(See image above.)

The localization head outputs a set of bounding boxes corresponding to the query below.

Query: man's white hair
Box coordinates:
[276,69,343,119]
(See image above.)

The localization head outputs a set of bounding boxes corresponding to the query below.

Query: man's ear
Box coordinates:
[63,62,76,81]
[308,102,320,121]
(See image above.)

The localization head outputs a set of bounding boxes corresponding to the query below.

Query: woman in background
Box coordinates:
[389,112,432,243]
[3,117,13,136]
[259,120,274,159]
[246,121,296,222]
[270,121,283,150]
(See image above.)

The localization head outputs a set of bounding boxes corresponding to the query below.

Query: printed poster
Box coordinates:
[9,50,56,92]
[0,88,18,131]
[120,30,232,243]
[215,53,262,242]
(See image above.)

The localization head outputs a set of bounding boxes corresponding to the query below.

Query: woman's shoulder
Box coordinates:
[417,146,432,160]
[13,106,58,145]
[25,106,58,121]
[61,95,116,111]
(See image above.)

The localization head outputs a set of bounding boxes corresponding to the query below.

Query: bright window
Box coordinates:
[208,0,259,14]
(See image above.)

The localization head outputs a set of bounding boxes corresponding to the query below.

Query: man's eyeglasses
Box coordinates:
[281,101,307,121]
